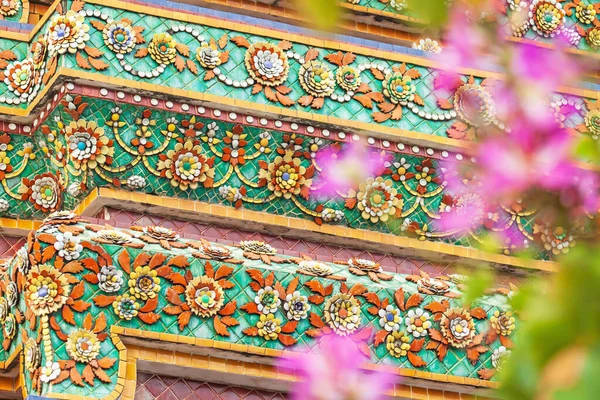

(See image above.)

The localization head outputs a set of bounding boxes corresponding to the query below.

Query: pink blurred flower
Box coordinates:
[436,9,497,72]
[277,335,396,400]
[314,143,388,196]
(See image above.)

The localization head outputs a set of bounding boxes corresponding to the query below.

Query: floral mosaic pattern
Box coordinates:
[0,1,597,142]
[0,94,586,260]
[502,0,600,52]
[0,0,24,22]
[0,217,515,397]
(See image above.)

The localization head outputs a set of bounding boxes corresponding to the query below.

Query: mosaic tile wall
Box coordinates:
[0,0,597,143]
[0,90,581,261]
[0,217,514,398]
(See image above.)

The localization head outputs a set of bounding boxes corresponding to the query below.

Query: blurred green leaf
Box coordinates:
[573,136,600,163]
[500,244,600,400]
[461,266,493,307]
[294,0,341,32]
[407,0,448,27]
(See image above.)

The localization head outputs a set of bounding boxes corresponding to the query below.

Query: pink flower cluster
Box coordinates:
[277,335,395,400]
[436,8,598,237]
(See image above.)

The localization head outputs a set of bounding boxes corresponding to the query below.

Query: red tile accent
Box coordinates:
[135,373,287,400]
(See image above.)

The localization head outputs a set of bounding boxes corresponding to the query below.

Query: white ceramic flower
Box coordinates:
[54,232,83,261]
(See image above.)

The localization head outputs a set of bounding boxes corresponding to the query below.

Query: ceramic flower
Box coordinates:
[127,175,146,189]
[66,329,101,363]
[336,66,361,92]
[24,338,41,374]
[98,265,124,293]
[0,199,8,214]
[321,208,344,223]
[244,42,289,86]
[575,2,596,24]
[417,276,451,295]
[47,11,90,55]
[142,226,180,243]
[64,119,114,171]
[2,313,15,340]
[3,58,38,101]
[412,38,442,53]
[299,61,335,97]
[148,33,177,65]
[41,210,77,225]
[259,153,313,199]
[383,73,415,104]
[277,335,395,400]
[113,294,139,320]
[103,20,137,54]
[535,224,575,255]
[30,35,47,69]
[453,83,496,127]
[54,232,83,261]
[40,361,61,383]
[584,109,600,139]
[19,172,62,212]
[587,27,600,49]
[199,244,234,261]
[529,0,565,37]
[284,291,310,321]
[440,308,476,348]
[0,0,19,17]
[128,266,160,300]
[386,331,411,358]
[5,281,17,307]
[185,276,225,317]
[405,308,432,338]
[324,294,361,336]
[257,313,281,340]
[25,264,70,316]
[238,241,277,255]
[0,297,8,323]
[390,0,407,12]
[157,140,215,190]
[378,305,401,332]
[491,310,516,337]
[492,346,511,370]
[255,286,281,315]
[356,177,402,223]
[95,229,132,245]
[298,260,333,277]
[197,42,221,69]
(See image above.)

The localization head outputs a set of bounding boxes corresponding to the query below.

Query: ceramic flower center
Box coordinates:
[137,276,155,291]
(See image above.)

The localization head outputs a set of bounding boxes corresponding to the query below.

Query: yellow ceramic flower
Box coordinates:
[259,154,312,199]
[184,276,225,317]
[490,311,516,337]
[257,314,281,340]
[323,294,361,336]
[386,331,411,358]
[66,329,101,363]
[148,33,177,65]
[356,177,402,223]
[25,265,70,316]
[157,140,215,190]
[128,266,160,300]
